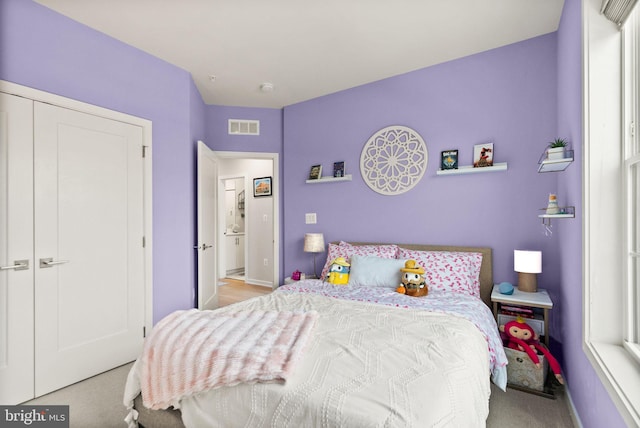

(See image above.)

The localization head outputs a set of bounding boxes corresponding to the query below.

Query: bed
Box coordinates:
[124,242,507,428]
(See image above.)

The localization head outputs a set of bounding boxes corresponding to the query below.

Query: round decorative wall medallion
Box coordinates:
[360,125,428,195]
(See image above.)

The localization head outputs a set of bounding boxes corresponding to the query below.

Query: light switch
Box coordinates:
[305,213,317,224]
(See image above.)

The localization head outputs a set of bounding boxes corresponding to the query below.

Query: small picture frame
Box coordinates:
[333,161,345,177]
[440,150,458,170]
[253,176,272,197]
[308,164,322,180]
[473,143,494,168]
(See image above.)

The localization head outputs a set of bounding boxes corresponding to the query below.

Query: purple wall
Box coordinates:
[204,105,283,154]
[556,0,625,426]
[190,75,207,307]
[283,34,561,291]
[203,105,284,276]
[191,80,207,143]
[0,0,202,323]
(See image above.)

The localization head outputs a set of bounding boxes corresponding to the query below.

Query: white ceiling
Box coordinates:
[34,0,565,109]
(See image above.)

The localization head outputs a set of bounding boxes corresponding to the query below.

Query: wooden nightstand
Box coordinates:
[491,284,553,346]
[492,284,558,398]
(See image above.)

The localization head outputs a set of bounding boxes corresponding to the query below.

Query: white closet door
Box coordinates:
[33,102,145,396]
[0,93,34,405]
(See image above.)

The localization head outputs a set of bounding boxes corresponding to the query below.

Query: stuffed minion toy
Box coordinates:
[326,257,350,285]
[397,259,428,297]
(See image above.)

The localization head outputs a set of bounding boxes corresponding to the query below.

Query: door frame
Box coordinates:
[213,151,279,289]
[0,80,154,333]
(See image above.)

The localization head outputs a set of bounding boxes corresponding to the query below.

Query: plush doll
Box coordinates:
[500,317,564,384]
[396,259,428,297]
[326,257,350,285]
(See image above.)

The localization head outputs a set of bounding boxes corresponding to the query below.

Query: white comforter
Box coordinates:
[125,280,506,428]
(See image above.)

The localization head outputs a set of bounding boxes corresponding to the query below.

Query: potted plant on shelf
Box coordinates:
[547,138,568,160]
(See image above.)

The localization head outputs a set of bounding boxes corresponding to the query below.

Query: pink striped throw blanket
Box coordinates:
[140,308,318,410]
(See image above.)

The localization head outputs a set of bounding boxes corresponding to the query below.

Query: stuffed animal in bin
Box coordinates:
[500,317,564,384]
[396,259,428,297]
[326,257,350,285]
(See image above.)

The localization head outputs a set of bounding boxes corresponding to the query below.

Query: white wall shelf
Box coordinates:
[436,162,508,176]
[537,147,575,234]
[538,206,575,228]
[538,212,575,219]
[538,149,574,172]
[538,157,574,172]
[306,174,352,184]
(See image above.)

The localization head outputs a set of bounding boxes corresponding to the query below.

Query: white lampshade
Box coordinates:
[514,250,542,293]
[303,233,325,253]
[514,250,542,273]
[304,233,324,279]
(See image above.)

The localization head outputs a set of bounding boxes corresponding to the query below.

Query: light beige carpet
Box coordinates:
[23,363,133,428]
[487,382,577,427]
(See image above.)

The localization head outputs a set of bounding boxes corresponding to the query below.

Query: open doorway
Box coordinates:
[214,151,279,293]
[221,175,246,281]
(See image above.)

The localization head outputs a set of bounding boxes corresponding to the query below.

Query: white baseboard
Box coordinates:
[245,278,273,288]
[564,383,584,428]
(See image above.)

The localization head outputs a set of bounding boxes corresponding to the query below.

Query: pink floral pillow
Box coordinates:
[397,249,483,298]
[320,242,399,281]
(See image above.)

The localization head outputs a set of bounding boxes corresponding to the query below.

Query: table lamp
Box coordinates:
[303,233,325,279]
[514,250,542,293]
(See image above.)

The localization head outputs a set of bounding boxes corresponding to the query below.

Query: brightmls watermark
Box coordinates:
[0,406,68,427]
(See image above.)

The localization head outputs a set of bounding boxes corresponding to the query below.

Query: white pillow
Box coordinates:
[348,255,406,287]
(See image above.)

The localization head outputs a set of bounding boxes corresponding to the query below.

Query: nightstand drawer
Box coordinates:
[497,314,544,338]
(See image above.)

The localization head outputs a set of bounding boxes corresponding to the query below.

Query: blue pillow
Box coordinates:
[348,255,407,287]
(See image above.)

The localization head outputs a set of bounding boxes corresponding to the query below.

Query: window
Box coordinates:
[623,5,640,363]
[584,0,640,425]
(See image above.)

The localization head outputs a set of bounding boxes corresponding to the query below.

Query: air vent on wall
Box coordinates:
[228,119,260,136]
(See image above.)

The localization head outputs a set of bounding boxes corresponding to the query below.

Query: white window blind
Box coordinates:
[602,0,639,26]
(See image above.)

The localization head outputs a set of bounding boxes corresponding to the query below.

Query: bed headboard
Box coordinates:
[343,242,493,308]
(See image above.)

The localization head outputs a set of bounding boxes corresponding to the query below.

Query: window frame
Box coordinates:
[583,0,640,425]
[623,4,640,361]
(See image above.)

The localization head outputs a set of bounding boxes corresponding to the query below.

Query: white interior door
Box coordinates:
[33,102,145,396]
[0,93,35,405]
[197,141,218,310]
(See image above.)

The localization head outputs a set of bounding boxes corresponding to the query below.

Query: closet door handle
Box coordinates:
[0,260,29,271]
[39,258,70,268]
[194,244,213,251]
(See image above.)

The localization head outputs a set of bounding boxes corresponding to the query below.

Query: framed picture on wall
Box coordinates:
[440,150,458,170]
[473,143,494,168]
[308,164,322,180]
[253,176,272,197]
